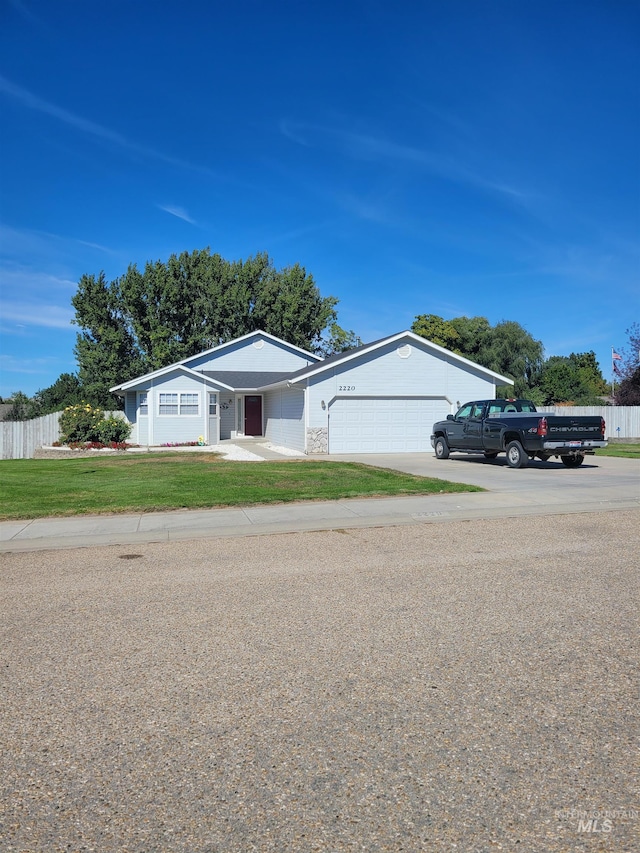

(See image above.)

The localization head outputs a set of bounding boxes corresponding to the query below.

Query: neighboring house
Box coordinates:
[110,329,513,454]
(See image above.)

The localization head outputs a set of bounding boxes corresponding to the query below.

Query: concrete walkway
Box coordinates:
[1,451,638,553]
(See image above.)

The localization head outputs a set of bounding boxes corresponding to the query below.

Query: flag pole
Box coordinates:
[612,347,615,398]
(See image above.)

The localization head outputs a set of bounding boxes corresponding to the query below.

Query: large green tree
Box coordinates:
[411,314,460,350]
[72,249,347,405]
[535,352,607,404]
[72,271,145,407]
[30,373,86,417]
[412,313,543,396]
[449,316,492,361]
[3,391,33,421]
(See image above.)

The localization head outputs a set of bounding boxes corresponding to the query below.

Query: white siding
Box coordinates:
[264,387,305,450]
[186,335,317,372]
[125,392,147,445]
[219,395,236,440]
[305,340,499,437]
[148,371,207,445]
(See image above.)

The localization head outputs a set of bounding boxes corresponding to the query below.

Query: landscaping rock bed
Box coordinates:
[34,447,130,459]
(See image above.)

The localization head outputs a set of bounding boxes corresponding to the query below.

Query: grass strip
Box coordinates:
[0,453,483,520]
[596,444,640,458]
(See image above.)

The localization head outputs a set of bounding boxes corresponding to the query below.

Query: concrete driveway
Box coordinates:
[328,450,640,507]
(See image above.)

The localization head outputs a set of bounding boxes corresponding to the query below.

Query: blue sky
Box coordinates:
[1,0,638,397]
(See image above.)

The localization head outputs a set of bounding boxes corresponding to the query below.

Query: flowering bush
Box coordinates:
[59,404,132,445]
[98,416,132,445]
[59,404,104,444]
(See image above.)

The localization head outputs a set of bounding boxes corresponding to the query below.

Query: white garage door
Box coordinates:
[328,397,450,454]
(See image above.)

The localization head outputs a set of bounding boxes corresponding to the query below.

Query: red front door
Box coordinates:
[244,396,263,436]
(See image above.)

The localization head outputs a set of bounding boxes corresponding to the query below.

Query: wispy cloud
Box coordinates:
[255,219,334,247]
[0,75,129,145]
[333,192,391,224]
[0,224,117,261]
[7,0,41,25]
[280,118,532,205]
[0,266,77,291]
[279,119,313,147]
[75,239,118,254]
[158,205,197,225]
[0,302,74,331]
[0,266,76,333]
[0,354,66,374]
[0,74,229,181]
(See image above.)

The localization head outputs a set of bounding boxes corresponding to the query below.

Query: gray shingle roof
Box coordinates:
[199,370,293,390]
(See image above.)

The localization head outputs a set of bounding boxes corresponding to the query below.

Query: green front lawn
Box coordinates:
[0,453,483,520]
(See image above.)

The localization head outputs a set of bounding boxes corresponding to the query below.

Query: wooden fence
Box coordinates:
[1,411,127,459]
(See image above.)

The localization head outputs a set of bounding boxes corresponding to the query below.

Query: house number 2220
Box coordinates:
[339,385,356,391]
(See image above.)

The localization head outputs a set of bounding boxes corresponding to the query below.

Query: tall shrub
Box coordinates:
[59,404,105,444]
[97,416,132,444]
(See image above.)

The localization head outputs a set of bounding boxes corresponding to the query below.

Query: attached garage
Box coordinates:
[282,331,514,455]
[328,397,450,453]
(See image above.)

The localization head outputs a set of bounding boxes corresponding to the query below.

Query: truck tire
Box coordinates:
[561,454,585,468]
[483,451,499,459]
[434,436,450,459]
[506,440,528,469]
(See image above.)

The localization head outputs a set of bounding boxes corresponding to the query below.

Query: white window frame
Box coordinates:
[138,391,148,416]
[158,391,200,416]
[208,392,218,416]
[180,393,199,416]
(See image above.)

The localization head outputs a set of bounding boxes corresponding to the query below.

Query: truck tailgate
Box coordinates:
[545,416,604,442]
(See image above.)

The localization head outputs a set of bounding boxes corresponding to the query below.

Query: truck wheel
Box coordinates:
[561,454,585,468]
[506,440,528,469]
[434,436,450,459]
[483,451,499,459]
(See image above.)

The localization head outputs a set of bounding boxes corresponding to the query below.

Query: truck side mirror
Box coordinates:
[447,414,455,421]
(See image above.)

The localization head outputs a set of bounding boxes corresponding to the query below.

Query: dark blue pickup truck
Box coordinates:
[431,399,607,468]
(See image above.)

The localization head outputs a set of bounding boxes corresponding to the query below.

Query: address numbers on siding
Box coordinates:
[338,385,356,391]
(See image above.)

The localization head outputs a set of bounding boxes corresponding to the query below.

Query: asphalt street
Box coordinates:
[1,452,638,851]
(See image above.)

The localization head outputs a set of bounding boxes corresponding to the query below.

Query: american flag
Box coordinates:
[612,350,622,360]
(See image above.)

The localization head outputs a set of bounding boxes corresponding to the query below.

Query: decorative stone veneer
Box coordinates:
[306,427,328,454]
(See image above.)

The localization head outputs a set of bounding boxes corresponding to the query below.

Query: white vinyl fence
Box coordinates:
[1,411,128,459]
[548,407,640,440]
